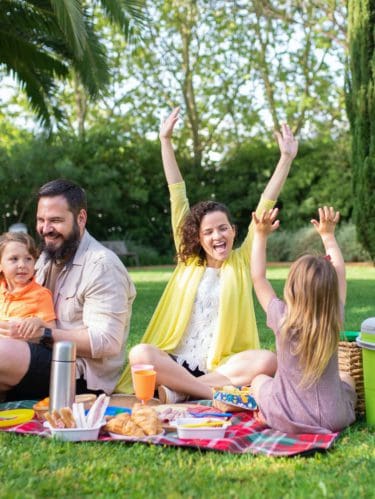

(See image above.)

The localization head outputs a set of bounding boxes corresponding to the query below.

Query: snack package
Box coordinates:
[213,386,257,411]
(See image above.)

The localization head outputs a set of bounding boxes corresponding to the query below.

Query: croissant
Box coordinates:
[122,419,146,437]
[105,405,162,436]
[105,413,131,434]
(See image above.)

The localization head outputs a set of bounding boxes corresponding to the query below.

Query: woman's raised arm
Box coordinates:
[263,123,298,201]
[159,107,183,185]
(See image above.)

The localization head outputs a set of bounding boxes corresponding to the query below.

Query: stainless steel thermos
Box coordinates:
[49,341,76,412]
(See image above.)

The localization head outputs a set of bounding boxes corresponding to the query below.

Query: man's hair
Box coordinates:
[38,179,87,216]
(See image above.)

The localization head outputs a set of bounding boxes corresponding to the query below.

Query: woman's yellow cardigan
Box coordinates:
[115,182,275,393]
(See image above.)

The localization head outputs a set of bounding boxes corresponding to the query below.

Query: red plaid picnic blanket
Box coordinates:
[1,405,339,457]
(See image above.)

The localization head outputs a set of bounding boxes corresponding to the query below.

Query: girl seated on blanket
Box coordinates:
[250,206,356,434]
[115,107,298,403]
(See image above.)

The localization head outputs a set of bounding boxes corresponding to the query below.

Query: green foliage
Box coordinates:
[65,0,348,164]
[337,223,371,262]
[209,132,353,240]
[279,133,353,229]
[267,223,370,263]
[347,0,375,261]
[265,230,292,262]
[289,226,325,260]
[0,119,362,262]
[0,1,146,126]
[0,124,175,257]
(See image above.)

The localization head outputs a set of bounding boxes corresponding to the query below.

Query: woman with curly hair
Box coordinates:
[115,107,298,402]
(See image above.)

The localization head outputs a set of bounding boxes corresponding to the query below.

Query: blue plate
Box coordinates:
[105,406,132,417]
[85,406,131,417]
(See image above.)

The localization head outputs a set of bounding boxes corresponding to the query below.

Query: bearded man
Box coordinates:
[0,179,136,401]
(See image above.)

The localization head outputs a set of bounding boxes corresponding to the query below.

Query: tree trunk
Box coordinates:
[73,73,87,138]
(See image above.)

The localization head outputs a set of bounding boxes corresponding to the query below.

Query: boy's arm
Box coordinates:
[251,209,278,313]
[311,206,346,304]
[263,123,298,201]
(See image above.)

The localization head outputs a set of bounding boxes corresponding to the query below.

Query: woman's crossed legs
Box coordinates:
[129,343,276,400]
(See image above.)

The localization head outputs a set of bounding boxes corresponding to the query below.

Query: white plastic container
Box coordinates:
[175,418,230,440]
[45,422,103,442]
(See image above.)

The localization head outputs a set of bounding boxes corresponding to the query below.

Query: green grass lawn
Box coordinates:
[1,265,374,498]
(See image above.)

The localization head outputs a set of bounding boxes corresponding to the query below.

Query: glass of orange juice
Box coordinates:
[131,365,156,404]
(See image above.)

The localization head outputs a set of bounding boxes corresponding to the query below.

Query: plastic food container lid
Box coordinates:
[361,317,375,334]
[356,337,375,351]
[339,331,359,341]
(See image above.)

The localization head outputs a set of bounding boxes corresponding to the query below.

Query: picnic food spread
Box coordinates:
[33,394,97,420]
[45,407,76,428]
[45,393,109,430]
[105,403,163,437]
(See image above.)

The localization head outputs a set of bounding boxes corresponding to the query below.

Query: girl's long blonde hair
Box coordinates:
[281,254,342,387]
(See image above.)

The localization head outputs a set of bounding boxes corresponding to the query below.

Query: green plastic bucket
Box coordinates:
[361,317,375,344]
[357,318,375,424]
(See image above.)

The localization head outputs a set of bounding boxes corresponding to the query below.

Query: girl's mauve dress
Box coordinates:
[257,298,357,434]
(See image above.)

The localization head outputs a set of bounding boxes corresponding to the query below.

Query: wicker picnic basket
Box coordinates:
[338,340,365,416]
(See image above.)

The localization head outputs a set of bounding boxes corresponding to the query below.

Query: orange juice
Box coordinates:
[132,369,156,404]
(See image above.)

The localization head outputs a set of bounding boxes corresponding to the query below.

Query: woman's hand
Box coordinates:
[275,123,298,160]
[159,107,180,140]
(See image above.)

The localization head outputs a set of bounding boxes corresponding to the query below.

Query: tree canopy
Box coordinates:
[1,1,371,262]
[0,0,146,126]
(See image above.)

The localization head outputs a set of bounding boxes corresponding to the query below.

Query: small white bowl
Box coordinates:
[45,422,103,442]
[175,418,230,440]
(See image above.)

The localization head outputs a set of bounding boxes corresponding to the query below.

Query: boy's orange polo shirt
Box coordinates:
[0,277,56,322]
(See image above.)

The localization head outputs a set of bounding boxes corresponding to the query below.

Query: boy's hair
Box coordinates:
[281,254,341,387]
[38,179,87,217]
[177,200,234,265]
[0,232,38,261]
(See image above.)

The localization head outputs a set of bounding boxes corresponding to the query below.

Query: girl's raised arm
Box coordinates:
[159,107,183,185]
[311,206,346,305]
[251,208,279,312]
[262,124,298,201]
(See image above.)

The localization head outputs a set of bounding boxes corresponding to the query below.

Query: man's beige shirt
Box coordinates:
[35,230,136,394]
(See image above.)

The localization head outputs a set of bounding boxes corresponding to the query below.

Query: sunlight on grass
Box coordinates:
[130,267,173,283]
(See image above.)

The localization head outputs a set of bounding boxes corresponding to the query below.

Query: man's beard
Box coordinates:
[39,221,81,262]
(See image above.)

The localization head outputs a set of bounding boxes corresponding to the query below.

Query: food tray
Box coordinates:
[175,418,230,440]
[44,422,104,441]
